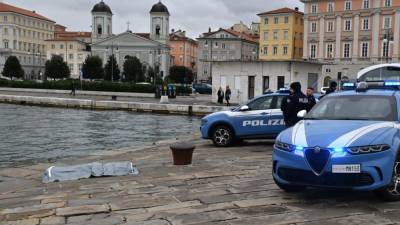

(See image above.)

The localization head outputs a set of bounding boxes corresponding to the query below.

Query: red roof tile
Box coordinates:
[257,7,304,16]
[0,2,54,22]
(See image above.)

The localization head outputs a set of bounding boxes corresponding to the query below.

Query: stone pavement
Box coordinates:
[1,139,400,225]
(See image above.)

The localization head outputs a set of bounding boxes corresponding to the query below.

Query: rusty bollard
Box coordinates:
[170,142,195,165]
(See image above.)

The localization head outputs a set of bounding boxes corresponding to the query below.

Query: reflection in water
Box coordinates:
[0,104,200,168]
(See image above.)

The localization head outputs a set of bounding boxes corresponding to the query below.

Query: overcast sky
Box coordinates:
[5,0,304,38]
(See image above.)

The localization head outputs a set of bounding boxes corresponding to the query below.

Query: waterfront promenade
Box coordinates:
[0,88,229,116]
[1,138,400,225]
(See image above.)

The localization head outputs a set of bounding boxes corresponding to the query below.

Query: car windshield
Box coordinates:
[305,95,397,121]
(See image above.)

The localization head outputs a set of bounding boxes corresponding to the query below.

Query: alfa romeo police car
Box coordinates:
[273,64,400,201]
[201,92,288,147]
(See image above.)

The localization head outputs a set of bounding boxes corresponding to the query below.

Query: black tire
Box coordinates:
[274,178,306,192]
[211,125,234,147]
[374,155,400,201]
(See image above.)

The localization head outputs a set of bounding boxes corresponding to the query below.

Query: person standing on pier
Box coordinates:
[217,87,224,104]
[225,86,231,106]
[70,81,76,97]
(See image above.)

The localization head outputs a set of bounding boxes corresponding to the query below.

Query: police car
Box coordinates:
[273,64,400,201]
[201,92,288,147]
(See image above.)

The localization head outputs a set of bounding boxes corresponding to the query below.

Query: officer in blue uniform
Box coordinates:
[281,82,309,127]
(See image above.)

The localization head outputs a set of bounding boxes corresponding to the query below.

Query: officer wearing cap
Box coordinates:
[281,82,309,127]
[325,81,338,95]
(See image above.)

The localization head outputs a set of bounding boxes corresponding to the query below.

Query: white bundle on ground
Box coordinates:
[42,161,139,183]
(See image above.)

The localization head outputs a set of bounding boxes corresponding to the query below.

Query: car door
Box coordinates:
[232,96,273,137]
[268,95,287,135]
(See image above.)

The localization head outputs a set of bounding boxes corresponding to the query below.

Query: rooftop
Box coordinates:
[257,7,304,16]
[200,28,259,44]
[0,2,54,22]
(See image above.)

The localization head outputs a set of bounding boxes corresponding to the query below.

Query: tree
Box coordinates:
[2,56,24,80]
[82,55,104,80]
[123,56,144,82]
[104,54,120,81]
[169,66,194,84]
[44,55,70,80]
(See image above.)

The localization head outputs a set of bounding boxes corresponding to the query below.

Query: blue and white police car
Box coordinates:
[201,92,288,147]
[273,64,400,201]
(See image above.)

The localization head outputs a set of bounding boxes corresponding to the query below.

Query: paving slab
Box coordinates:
[0,140,399,225]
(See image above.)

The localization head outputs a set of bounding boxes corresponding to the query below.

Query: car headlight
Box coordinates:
[274,141,295,152]
[347,144,390,154]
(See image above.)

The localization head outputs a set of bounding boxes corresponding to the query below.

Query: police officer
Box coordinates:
[306,87,316,112]
[325,81,338,95]
[281,82,309,127]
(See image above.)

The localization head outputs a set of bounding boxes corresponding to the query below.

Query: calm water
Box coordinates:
[0,104,201,168]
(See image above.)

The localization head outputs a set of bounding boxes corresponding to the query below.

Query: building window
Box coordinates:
[3,16,7,22]
[273,46,278,55]
[327,21,334,32]
[283,30,288,40]
[284,16,289,24]
[60,44,64,49]
[263,46,268,55]
[362,18,370,30]
[363,0,370,9]
[384,0,391,7]
[274,17,279,24]
[383,41,389,57]
[328,2,334,12]
[361,42,369,57]
[69,54,74,60]
[343,43,351,58]
[326,43,334,58]
[3,40,8,49]
[344,19,352,31]
[383,16,392,29]
[3,28,8,35]
[273,30,278,40]
[264,18,269,24]
[283,46,288,55]
[69,44,73,49]
[345,1,352,10]
[311,4,318,13]
[311,22,317,33]
[263,31,269,40]
[310,44,317,59]
[51,44,55,49]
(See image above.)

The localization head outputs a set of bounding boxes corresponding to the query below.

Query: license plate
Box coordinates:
[332,164,361,174]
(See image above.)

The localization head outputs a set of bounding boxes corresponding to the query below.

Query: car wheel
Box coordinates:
[274,178,306,192]
[375,155,400,201]
[212,125,234,147]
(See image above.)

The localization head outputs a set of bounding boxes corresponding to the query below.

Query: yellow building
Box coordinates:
[258,7,304,61]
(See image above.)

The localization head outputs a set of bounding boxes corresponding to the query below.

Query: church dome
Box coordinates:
[92,1,112,14]
[150,1,169,14]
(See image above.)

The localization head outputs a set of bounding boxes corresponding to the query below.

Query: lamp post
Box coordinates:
[107,42,118,82]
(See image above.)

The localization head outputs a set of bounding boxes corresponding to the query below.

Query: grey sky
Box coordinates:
[5,0,303,38]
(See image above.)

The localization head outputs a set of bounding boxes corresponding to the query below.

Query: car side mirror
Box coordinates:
[297,110,307,118]
[240,105,249,111]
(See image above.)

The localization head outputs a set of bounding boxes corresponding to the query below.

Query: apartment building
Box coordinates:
[0,2,55,80]
[258,7,304,61]
[170,30,198,72]
[197,28,259,82]
[302,0,400,86]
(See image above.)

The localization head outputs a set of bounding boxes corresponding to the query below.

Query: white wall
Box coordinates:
[212,61,322,104]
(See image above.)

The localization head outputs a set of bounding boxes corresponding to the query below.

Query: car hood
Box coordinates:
[278,120,397,148]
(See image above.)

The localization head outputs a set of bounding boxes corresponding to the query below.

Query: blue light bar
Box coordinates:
[333,148,345,153]
[343,83,355,87]
[295,146,304,151]
[385,81,400,86]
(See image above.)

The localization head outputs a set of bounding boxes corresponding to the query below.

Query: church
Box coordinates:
[90,1,171,79]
